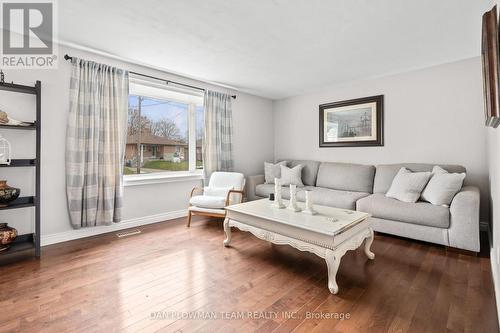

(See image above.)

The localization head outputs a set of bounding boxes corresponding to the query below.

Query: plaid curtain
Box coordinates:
[203,90,234,182]
[66,58,129,228]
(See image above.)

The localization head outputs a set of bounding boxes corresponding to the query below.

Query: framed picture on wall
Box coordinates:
[319,95,384,147]
[481,5,500,128]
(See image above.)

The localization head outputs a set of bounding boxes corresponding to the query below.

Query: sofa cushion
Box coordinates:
[255,184,291,199]
[288,160,321,186]
[357,193,450,228]
[374,163,466,194]
[299,187,370,210]
[254,184,368,210]
[316,162,375,193]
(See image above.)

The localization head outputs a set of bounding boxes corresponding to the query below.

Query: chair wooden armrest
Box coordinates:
[190,186,203,198]
[225,189,245,206]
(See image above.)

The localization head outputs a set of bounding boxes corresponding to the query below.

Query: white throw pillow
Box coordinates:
[280,164,304,187]
[264,161,288,184]
[421,166,465,206]
[386,168,432,203]
[204,186,232,197]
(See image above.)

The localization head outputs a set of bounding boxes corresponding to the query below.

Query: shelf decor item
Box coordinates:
[272,178,285,208]
[0,180,20,207]
[287,184,301,212]
[0,223,17,251]
[0,111,33,127]
[319,95,384,147]
[0,134,11,165]
[303,190,318,215]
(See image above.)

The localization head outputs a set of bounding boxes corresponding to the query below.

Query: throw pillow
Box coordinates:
[386,167,432,203]
[264,161,287,184]
[280,164,304,187]
[421,166,466,206]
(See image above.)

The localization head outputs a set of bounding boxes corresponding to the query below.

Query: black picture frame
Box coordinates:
[319,95,384,147]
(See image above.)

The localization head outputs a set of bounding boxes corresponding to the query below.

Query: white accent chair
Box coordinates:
[187,172,245,227]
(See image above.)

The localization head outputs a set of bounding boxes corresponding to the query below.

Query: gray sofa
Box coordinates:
[247,160,480,252]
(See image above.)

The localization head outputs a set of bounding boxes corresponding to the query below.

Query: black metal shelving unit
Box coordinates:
[0,80,41,262]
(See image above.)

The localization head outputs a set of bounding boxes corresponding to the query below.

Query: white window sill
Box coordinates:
[124,171,203,187]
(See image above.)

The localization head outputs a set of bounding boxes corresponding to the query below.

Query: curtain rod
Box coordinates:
[63,54,236,99]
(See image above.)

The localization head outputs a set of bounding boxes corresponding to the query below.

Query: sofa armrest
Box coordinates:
[246,175,265,201]
[449,186,480,252]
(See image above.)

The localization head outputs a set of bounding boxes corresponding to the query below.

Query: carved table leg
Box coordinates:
[364,227,375,260]
[325,249,341,294]
[223,218,232,247]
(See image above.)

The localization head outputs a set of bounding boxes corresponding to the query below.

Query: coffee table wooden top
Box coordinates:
[225,199,370,236]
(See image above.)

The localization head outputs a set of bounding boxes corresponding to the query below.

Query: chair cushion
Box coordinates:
[298,187,370,210]
[204,186,232,197]
[357,193,450,228]
[189,195,226,209]
[189,206,226,215]
[316,162,375,193]
[209,172,245,190]
[373,163,466,194]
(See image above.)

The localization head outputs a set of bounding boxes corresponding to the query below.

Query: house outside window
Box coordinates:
[124,78,204,177]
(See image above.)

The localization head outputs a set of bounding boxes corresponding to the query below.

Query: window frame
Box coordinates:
[124,78,204,185]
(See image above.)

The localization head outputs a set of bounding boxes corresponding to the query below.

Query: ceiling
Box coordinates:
[58,0,493,99]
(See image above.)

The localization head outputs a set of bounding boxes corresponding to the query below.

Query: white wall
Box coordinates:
[0,44,273,240]
[273,57,488,218]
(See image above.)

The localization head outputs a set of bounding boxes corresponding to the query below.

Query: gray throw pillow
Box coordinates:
[280,164,304,187]
[264,161,287,184]
[386,167,432,203]
[421,166,465,206]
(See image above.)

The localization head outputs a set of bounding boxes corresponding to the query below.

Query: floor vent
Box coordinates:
[116,229,142,238]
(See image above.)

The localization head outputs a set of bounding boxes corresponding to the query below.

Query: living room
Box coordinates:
[0,1,498,332]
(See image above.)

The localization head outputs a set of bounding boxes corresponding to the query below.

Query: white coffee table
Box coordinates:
[223,199,374,294]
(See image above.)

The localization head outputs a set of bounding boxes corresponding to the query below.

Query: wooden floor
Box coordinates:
[0,217,498,333]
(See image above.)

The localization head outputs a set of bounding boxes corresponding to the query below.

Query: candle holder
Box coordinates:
[287,184,301,212]
[272,178,285,208]
[302,190,317,215]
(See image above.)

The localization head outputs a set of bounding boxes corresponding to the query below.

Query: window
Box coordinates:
[124,79,204,176]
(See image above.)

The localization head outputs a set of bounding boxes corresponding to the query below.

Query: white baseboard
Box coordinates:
[491,246,500,328]
[41,210,188,246]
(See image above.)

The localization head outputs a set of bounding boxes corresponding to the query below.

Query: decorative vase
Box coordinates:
[303,190,317,215]
[0,223,17,251]
[0,180,20,207]
[287,184,301,212]
[0,134,11,165]
[272,178,285,208]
